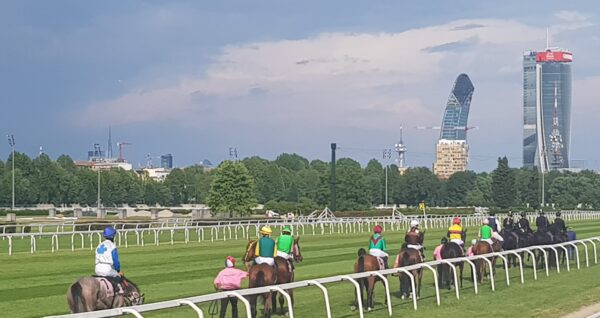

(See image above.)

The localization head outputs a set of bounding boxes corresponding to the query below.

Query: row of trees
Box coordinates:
[0,152,598,213]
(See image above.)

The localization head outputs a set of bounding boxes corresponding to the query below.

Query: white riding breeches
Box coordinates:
[276,251,292,260]
[369,249,389,258]
[450,239,464,246]
[95,264,118,277]
[255,257,275,266]
[492,232,504,242]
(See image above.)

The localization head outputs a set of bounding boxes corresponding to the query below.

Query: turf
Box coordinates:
[1,221,600,317]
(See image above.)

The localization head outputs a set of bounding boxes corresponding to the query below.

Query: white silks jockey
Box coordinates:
[95,227,121,278]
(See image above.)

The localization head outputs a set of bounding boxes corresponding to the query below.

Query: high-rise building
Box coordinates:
[523,48,572,172]
[433,140,469,179]
[161,154,173,169]
[433,74,474,179]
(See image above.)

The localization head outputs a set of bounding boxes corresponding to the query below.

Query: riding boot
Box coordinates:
[382,256,389,269]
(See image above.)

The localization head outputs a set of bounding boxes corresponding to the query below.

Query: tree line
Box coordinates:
[0,152,597,212]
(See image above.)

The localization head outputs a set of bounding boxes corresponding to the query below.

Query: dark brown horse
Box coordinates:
[352,248,381,311]
[395,231,424,299]
[272,237,303,315]
[472,239,502,283]
[67,276,144,313]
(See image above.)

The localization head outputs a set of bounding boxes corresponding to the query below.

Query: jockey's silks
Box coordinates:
[448,224,463,240]
[255,236,276,258]
[276,234,293,254]
[369,233,387,252]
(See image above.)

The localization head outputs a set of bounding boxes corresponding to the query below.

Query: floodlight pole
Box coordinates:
[7,135,15,211]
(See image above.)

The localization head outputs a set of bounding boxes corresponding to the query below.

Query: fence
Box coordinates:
[4,211,600,256]
[45,236,600,318]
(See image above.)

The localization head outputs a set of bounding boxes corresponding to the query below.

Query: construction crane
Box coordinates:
[415,126,479,131]
[116,142,132,162]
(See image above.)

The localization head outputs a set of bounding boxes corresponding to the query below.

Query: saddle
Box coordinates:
[94,277,123,297]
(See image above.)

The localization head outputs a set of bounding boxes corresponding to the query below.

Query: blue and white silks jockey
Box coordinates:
[95,227,121,278]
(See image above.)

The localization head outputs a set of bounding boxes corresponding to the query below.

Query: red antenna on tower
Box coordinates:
[116,142,132,162]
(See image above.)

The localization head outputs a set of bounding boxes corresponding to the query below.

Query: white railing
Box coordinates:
[4,211,600,256]
[45,237,600,318]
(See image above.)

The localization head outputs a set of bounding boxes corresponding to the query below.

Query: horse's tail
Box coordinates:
[69,281,86,313]
[401,251,411,267]
[256,270,265,287]
[357,248,366,273]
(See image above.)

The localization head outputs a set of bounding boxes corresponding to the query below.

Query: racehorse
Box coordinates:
[472,239,502,284]
[439,242,464,290]
[352,248,381,311]
[272,237,303,315]
[500,229,520,267]
[242,240,278,318]
[395,231,424,299]
[67,276,144,313]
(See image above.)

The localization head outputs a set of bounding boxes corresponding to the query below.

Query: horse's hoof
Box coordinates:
[401,295,405,300]
[409,293,413,299]
[350,306,357,311]
[367,307,373,312]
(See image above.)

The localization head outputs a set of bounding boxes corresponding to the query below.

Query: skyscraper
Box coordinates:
[434,74,475,179]
[522,48,572,172]
[161,154,173,169]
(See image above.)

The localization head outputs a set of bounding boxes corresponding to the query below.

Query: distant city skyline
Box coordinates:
[2,2,600,171]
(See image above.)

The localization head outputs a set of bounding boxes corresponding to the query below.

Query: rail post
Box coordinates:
[307,280,332,318]
[341,275,364,318]
[178,300,204,318]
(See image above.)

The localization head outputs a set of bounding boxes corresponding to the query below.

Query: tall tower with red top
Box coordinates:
[522,47,572,172]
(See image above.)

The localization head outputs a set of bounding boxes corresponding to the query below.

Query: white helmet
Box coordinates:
[410,220,419,227]
[471,239,477,245]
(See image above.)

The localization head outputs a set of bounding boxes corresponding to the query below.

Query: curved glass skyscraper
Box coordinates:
[440,73,475,140]
[523,49,572,172]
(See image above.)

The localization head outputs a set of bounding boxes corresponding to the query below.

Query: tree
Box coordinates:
[207,161,257,217]
[364,159,383,206]
[446,171,477,206]
[399,167,440,205]
[335,158,370,211]
[274,153,309,171]
[491,157,516,208]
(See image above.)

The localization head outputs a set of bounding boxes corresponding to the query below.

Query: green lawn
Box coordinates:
[1,221,600,317]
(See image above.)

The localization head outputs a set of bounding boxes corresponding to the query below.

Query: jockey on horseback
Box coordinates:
[276,225,295,271]
[488,212,504,243]
[95,227,123,292]
[503,211,515,231]
[433,237,447,261]
[554,212,567,234]
[255,226,277,266]
[517,211,533,234]
[536,211,553,241]
[368,225,389,268]
[447,217,464,247]
[406,220,425,260]
[479,219,494,246]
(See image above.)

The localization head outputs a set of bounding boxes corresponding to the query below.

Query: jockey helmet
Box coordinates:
[539,210,544,215]
[103,227,116,239]
[452,217,461,225]
[441,237,448,244]
[225,256,236,268]
[508,211,513,216]
[489,212,496,216]
[260,226,272,236]
[482,218,489,225]
[520,211,526,217]
[374,225,383,233]
[471,239,477,245]
[410,220,419,227]
[556,212,562,217]
[282,225,292,233]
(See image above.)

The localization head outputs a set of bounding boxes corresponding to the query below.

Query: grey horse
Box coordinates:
[67,276,144,313]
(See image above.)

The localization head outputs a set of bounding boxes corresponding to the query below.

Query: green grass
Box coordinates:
[1,221,600,317]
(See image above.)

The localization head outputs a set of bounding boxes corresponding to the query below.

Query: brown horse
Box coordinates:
[67,276,144,313]
[272,237,303,315]
[352,248,381,311]
[395,231,424,299]
[472,239,502,283]
[242,239,279,318]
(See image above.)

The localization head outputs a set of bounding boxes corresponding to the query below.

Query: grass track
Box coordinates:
[1,221,600,317]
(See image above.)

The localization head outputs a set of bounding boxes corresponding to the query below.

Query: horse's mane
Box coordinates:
[123,277,140,292]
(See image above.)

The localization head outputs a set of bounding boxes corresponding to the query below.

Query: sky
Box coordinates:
[2,1,600,171]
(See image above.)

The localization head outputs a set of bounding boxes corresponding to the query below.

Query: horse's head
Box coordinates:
[243,239,257,264]
[122,278,144,306]
[292,237,303,262]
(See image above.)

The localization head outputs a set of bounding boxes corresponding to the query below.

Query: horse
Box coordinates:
[395,231,424,299]
[272,237,303,315]
[67,276,144,313]
[439,242,464,290]
[472,239,502,284]
[352,248,381,311]
[248,264,277,318]
[500,229,520,267]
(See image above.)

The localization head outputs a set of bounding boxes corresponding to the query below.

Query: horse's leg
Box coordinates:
[271,291,277,315]
[264,292,272,318]
[459,262,464,289]
[367,277,375,311]
[417,269,423,299]
[249,295,258,318]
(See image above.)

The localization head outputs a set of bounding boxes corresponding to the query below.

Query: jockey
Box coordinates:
[254,226,277,266]
[487,212,499,233]
[447,217,464,246]
[433,237,447,261]
[369,225,389,268]
[406,220,424,260]
[409,219,420,233]
[95,227,123,291]
[276,225,295,270]
[554,212,567,234]
[466,239,476,257]
[503,211,515,231]
[478,219,494,245]
[517,211,533,234]
[536,211,549,232]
